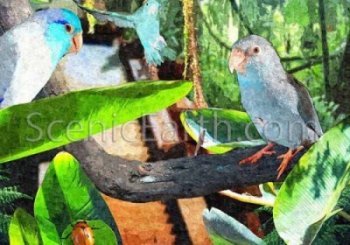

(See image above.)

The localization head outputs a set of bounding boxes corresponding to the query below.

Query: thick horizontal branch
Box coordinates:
[65,138,306,202]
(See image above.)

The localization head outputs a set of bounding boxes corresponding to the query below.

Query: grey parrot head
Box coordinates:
[228,35,283,76]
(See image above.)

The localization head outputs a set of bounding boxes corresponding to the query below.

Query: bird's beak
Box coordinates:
[229,48,247,74]
[69,33,83,54]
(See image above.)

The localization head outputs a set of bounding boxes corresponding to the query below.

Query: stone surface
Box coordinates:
[62,44,126,89]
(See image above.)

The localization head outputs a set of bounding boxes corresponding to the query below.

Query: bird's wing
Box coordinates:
[74,2,135,28]
[0,22,54,108]
[287,75,323,137]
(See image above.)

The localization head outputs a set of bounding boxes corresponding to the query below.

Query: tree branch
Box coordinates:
[64,139,306,202]
[318,0,331,98]
[287,52,339,74]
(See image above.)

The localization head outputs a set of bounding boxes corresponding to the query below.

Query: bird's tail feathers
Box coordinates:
[161,47,177,61]
[145,49,163,65]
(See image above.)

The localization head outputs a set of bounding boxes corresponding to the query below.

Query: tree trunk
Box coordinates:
[333,31,350,114]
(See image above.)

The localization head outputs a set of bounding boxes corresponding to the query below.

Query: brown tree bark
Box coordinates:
[64,140,303,202]
[318,0,331,99]
[333,31,350,114]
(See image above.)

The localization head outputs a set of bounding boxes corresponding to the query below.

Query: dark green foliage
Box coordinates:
[313,96,346,131]
[0,169,30,243]
[199,0,242,109]
[159,0,184,56]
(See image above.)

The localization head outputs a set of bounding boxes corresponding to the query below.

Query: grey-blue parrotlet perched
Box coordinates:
[0,8,83,108]
[229,35,323,178]
[73,0,176,65]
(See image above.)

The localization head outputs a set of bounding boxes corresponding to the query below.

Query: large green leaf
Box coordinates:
[0,80,192,164]
[180,108,264,153]
[61,220,117,245]
[34,152,121,244]
[273,117,350,244]
[9,208,42,245]
[203,208,265,245]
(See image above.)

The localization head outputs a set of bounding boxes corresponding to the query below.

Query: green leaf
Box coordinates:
[34,152,121,244]
[61,220,117,245]
[283,0,310,26]
[9,208,42,245]
[273,117,350,244]
[30,0,51,3]
[180,108,264,153]
[259,183,279,204]
[0,80,192,164]
[203,208,265,245]
[0,186,30,206]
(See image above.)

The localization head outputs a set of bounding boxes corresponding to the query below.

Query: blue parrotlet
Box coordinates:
[0,8,83,108]
[229,35,323,178]
[73,0,175,65]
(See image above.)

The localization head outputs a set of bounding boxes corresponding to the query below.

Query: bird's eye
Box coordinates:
[65,24,74,34]
[252,46,260,54]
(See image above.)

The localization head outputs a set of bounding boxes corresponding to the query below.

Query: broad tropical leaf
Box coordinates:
[34,152,121,244]
[0,80,192,163]
[203,208,265,245]
[274,117,350,244]
[180,108,264,153]
[9,208,42,245]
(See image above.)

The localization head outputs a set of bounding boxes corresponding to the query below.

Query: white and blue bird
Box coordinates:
[0,8,83,108]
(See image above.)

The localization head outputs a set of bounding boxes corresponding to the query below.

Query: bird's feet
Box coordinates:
[240,143,275,165]
[276,146,304,179]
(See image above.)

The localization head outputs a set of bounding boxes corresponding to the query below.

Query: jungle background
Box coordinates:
[1,0,350,244]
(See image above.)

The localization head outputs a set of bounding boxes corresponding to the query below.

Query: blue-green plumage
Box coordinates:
[74,0,175,65]
[0,8,83,108]
[35,9,83,64]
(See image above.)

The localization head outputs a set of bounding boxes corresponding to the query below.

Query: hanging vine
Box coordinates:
[183,0,208,108]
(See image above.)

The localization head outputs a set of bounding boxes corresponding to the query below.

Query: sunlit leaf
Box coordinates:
[9,208,42,245]
[283,0,309,26]
[0,80,192,164]
[83,0,98,34]
[274,117,350,244]
[30,0,51,3]
[34,152,121,244]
